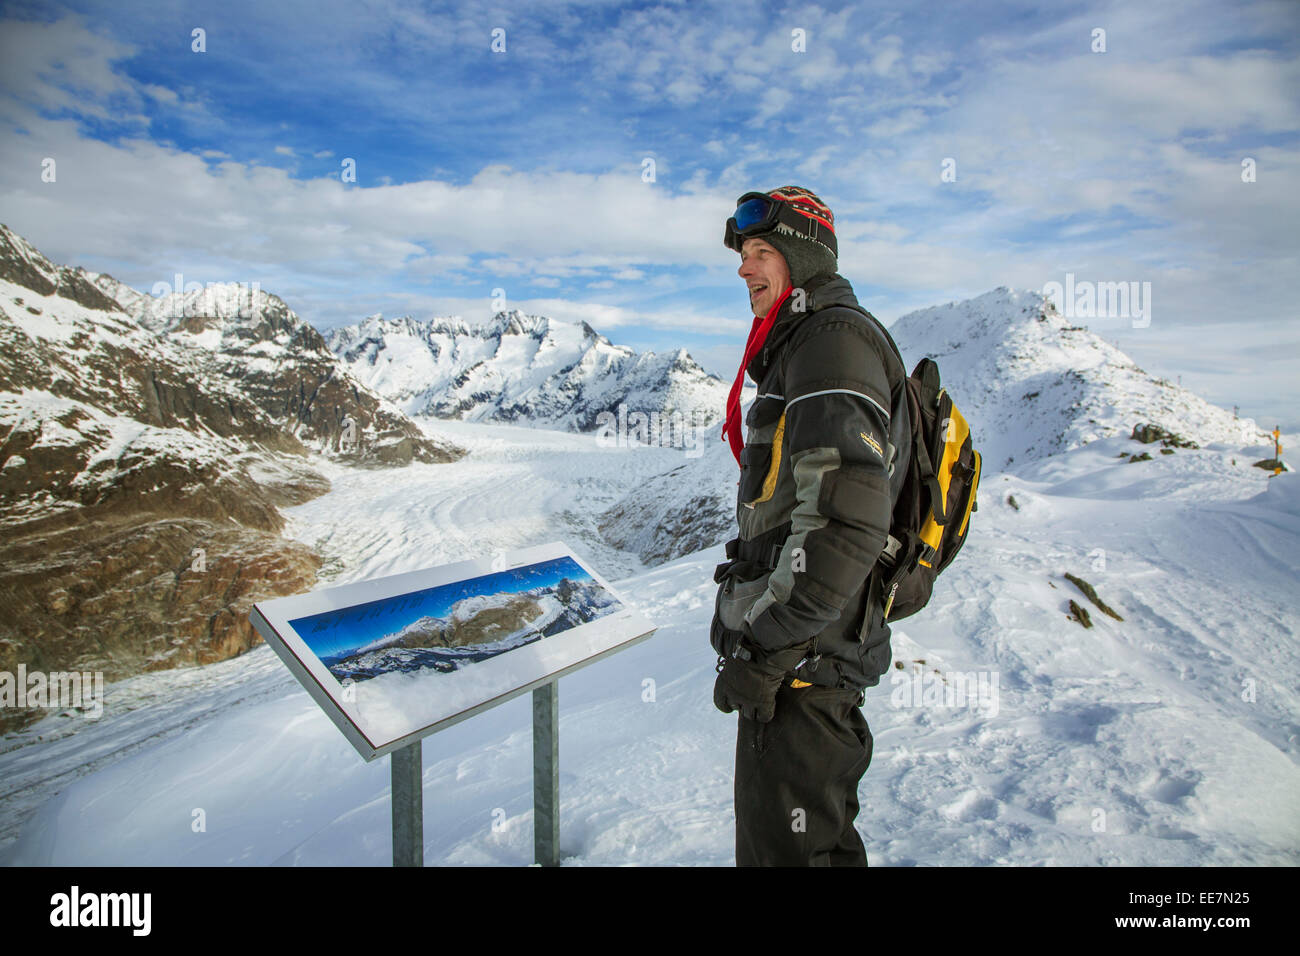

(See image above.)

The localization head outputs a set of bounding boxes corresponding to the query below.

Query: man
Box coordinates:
[710,185,912,866]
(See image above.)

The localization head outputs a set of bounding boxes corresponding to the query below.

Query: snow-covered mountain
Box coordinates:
[599,286,1273,565]
[326,310,728,431]
[84,268,464,468]
[889,287,1267,471]
[0,224,464,721]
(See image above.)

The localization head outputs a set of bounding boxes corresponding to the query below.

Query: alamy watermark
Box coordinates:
[1041,273,1151,328]
[594,404,712,458]
[1,665,104,719]
[890,667,999,718]
[49,886,150,935]
[150,273,262,320]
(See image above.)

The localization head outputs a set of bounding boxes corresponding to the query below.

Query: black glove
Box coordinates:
[713,640,811,723]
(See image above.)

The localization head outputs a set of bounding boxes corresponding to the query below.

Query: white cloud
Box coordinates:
[869,36,904,77]
[0,93,738,282]
[142,83,178,104]
[754,87,792,122]
[0,14,138,120]
[796,144,838,178]
[664,75,707,105]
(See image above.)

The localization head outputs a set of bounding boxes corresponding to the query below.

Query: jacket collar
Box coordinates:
[746,273,861,383]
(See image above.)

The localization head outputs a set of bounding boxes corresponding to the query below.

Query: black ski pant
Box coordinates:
[734,680,873,866]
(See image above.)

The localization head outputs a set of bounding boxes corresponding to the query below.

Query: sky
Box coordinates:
[0,0,1296,431]
[294,555,592,660]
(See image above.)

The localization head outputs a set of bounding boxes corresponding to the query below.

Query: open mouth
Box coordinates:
[748,283,768,297]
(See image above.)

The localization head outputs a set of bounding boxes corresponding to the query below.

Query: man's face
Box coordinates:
[738,237,790,317]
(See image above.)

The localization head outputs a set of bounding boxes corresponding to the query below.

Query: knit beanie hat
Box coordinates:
[749,186,838,288]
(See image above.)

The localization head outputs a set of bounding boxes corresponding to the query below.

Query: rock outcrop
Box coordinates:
[0,224,466,732]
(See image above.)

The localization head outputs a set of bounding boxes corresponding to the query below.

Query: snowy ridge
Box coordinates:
[17,232,465,466]
[0,225,123,316]
[82,270,149,316]
[0,227,66,296]
[101,280,283,335]
[3,238,312,525]
[889,287,1269,470]
[0,267,301,525]
[1,225,461,467]
[327,310,728,431]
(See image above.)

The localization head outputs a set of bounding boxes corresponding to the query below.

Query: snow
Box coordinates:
[326,310,727,430]
[170,326,224,351]
[889,288,1270,470]
[0,387,245,523]
[2,419,1296,866]
[58,406,237,488]
[346,592,631,745]
[279,418,688,583]
[0,391,85,448]
[0,273,286,448]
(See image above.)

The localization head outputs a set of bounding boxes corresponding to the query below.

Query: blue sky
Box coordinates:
[1,0,1297,430]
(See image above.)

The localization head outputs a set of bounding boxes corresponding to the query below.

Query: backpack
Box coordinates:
[851,308,983,622]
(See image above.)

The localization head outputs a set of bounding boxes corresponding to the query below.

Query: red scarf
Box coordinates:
[721,284,792,466]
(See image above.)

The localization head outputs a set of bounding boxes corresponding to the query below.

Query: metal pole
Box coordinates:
[533,680,560,866]
[391,739,423,867]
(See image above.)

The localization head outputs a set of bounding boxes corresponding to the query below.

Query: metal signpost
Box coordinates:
[532,681,560,867]
[386,681,563,868]
[391,739,423,867]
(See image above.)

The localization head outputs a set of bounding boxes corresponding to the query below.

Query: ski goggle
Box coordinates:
[723,191,837,256]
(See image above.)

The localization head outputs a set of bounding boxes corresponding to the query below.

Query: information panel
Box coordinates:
[249,542,656,760]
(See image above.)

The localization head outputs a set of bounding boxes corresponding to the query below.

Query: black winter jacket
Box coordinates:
[710,273,911,691]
